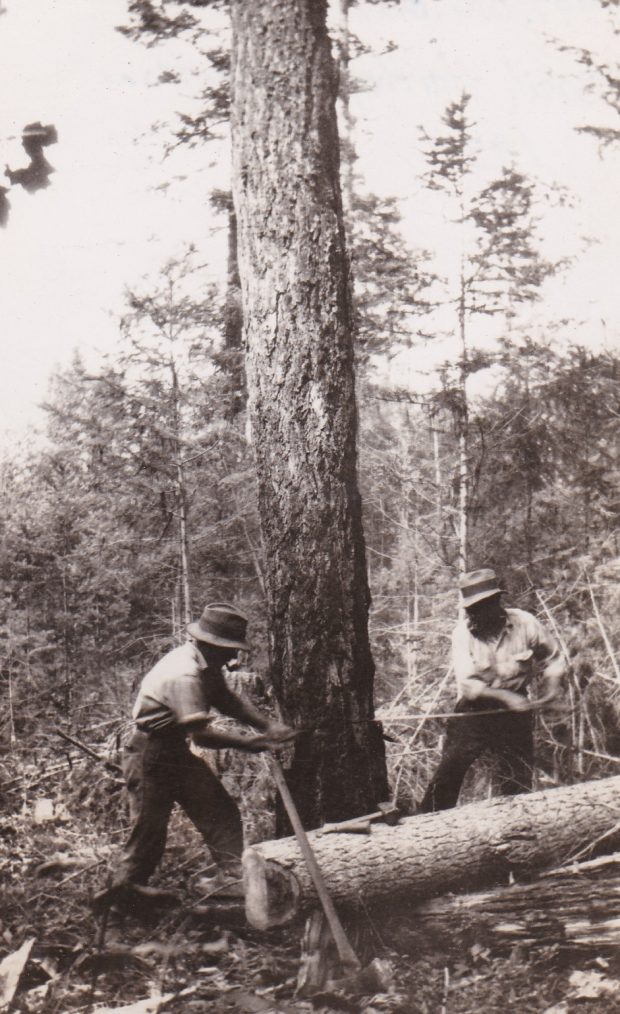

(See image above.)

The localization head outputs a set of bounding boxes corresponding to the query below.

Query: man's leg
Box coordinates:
[176,751,244,871]
[418,705,487,812]
[112,733,175,887]
[495,712,535,796]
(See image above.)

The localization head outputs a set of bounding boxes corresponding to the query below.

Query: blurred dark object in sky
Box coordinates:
[5,121,58,194]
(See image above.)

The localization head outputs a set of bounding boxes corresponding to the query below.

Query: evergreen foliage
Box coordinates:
[1,4,619,1011]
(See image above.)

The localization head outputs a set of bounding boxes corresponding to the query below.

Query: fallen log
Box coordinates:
[405,853,620,955]
[242,775,620,930]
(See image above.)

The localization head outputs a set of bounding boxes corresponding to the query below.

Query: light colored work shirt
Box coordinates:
[452,607,566,701]
[133,642,220,732]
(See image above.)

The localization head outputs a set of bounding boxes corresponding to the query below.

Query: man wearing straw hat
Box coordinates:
[106,602,294,896]
[419,568,566,812]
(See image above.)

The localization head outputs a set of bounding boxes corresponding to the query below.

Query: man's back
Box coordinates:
[133,642,208,732]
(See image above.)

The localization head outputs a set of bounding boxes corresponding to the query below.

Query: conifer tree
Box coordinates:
[422,94,557,570]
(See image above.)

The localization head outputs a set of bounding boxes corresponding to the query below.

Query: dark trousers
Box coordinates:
[113,730,243,887]
[419,699,534,813]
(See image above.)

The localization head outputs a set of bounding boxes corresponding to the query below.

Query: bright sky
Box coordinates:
[1,0,619,444]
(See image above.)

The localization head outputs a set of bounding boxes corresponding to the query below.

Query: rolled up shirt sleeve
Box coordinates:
[166,674,211,727]
[451,622,488,700]
[459,677,488,700]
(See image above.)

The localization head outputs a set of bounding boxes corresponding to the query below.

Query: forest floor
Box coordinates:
[2,751,620,1014]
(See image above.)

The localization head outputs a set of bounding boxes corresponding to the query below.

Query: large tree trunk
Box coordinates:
[242,775,620,929]
[230,0,388,829]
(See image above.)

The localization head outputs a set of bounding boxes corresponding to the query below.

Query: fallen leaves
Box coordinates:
[0,937,35,1010]
[91,991,176,1014]
[33,799,55,824]
[566,968,620,1000]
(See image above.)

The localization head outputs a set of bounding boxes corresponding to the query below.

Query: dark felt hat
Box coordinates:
[187,602,250,650]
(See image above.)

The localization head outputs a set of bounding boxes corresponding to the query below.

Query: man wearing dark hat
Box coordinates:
[419,568,566,812]
[109,602,294,893]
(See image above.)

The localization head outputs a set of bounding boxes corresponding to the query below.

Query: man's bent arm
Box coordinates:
[210,678,271,729]
[532,619,567,703]
[184,718,273,753]
[460,678,531,711]
[210,673,295,739]
[536,666,565,705]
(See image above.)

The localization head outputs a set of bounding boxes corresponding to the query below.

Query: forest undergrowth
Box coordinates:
[3,707,620,1014]
[2,565,619,1012]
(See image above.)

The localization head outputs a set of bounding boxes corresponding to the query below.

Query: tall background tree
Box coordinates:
[419,93,557,571]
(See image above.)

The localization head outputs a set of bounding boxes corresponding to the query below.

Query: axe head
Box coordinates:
[376,801,400,825]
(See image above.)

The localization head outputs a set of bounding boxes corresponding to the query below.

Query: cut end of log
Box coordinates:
[243,848,301,930]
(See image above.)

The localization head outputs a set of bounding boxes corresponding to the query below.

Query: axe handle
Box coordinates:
[271,758,360,971]
[320,820,370,835]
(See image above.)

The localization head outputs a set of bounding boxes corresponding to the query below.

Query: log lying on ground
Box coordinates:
[242,775,620,929]
[405,853,620,954]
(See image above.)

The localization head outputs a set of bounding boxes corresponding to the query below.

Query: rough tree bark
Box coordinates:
[230,0,388,829]
[221,192,246,419]
[242,775,620,928]
[408,853,620,954]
